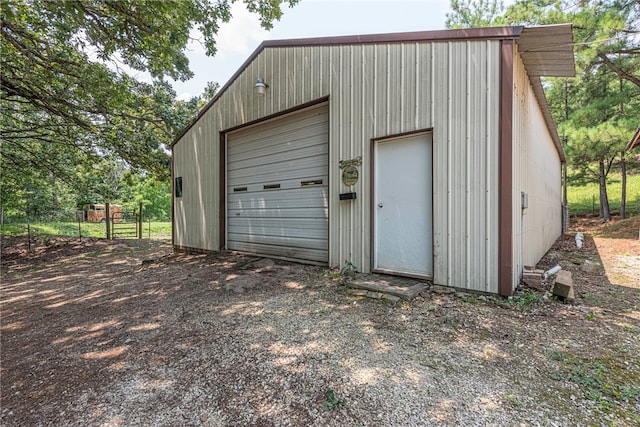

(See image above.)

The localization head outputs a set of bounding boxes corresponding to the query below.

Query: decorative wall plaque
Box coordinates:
[339,156,362,169]
[342,165,359,186]
[339,156,361,186]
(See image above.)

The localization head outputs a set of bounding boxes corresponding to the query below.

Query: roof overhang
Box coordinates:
[517,24,575,162]
[519,25,576,78]
[627,127,640,151]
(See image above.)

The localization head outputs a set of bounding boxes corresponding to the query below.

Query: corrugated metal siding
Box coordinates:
[431,41,500,292]
[173,115,219,251]
[512,48,562,289]
[173,40,501,292]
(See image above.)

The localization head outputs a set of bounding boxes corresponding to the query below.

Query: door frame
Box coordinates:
[370,128,434,279]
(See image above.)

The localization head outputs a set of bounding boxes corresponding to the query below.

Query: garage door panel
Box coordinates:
[228,161,328,185]
[228,111,328,155]
[228,232,327,249]
[229,185,328,201]
[228,186,328,210]
[229,177,327,193]
[229,166,328,186]
[228,241,328,263]
[228,131,327,160]
[228,207,328,219]
[228,111,327,147]
[228,143,327,172]
[228,225,327,240]
[228,217,328,231]
[226,104,329,262]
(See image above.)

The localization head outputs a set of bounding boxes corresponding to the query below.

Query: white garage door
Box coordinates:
[226,104,329,262]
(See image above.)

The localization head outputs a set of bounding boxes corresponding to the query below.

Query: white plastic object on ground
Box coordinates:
[575,232,584,249]
[545,265,562,278]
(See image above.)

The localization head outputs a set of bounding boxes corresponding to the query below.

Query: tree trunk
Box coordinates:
[51,175,58,214]
[620,151,627,219]
[599,160,611,222]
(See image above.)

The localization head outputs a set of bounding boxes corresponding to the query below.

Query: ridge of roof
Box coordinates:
[261,25,524,48]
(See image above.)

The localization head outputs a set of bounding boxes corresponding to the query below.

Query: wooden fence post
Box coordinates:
[138,202,143,239]
[106,202,111,240]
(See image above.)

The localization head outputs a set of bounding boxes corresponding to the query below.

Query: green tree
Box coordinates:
[446,0,640,220]
[446,0,506,28]
[1,0,296,212]
[565,122,634,220]
[503,0,639,86]
[122,174,172,221]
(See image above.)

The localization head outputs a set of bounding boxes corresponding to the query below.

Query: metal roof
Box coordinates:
[519,25,576,77]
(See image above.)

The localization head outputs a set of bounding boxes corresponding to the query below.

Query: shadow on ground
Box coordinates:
[1,232,639,426]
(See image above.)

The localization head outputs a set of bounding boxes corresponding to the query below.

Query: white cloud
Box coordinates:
[215,3,271,58]
[176,92,193,101]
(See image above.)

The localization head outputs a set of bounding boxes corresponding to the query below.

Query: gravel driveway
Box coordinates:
[1,235,638,426]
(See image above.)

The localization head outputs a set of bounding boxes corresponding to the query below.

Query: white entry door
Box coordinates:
[373,132,433,277]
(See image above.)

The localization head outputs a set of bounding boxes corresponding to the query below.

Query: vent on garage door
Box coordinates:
[226,104,329,262]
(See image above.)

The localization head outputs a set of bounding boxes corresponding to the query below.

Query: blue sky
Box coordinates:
[171,0,453,100]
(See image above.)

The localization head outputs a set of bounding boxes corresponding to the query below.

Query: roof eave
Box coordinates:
[627,127,640,151]
[517,24,575,162]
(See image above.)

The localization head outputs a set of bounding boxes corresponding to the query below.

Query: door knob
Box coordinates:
[378,203,383,208]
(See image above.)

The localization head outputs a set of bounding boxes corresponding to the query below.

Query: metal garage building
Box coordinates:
[171,25,575,296]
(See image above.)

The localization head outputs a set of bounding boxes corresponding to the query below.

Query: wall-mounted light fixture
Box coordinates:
[254,77,268,96]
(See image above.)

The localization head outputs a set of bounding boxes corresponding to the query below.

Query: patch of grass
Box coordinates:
[581,292,601,305]
[509,289,543,309]
[506,395,523,410]
[569,252,590,262]
[549,350,565,362]
[462,295,481,304]
[325,260,359,281]
[325,270,344,280]
[340,260,358,276]
[145,221,172,239]
[0,223,27,235]
[1,222,106,238]
[322,387,346,411]
[568,173,640,217]
[548,350,640,414]
[623,325,639,334]
[1,221,171,239]
[596,216,640,239]
[441,316,460,329]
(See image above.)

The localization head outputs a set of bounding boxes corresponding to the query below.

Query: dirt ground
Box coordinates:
[1,218,639,426]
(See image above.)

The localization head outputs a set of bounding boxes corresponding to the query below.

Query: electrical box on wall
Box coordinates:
[521,192,528,210]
